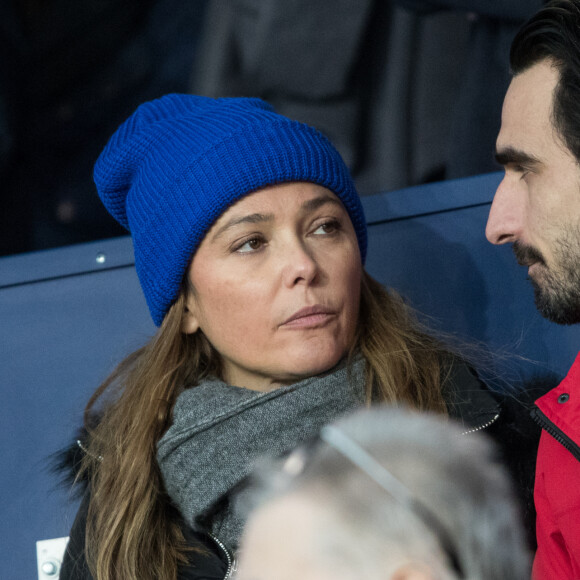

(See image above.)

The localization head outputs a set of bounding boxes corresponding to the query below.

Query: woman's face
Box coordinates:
[182,182,362,391]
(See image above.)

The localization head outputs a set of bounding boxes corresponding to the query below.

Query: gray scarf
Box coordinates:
[157,357,366,550]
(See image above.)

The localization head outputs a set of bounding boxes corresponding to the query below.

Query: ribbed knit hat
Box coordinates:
[94,94,367,326]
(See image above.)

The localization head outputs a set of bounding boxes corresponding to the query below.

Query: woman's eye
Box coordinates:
[235,237,264,253]
[313,220,340,235]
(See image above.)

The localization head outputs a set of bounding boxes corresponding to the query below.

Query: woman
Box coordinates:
[59,94,501,580]
[236,407,531,580]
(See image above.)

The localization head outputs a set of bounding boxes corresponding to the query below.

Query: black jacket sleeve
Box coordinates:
[59,493,92,580]
[443,356,556,551]
[59,489,229,580]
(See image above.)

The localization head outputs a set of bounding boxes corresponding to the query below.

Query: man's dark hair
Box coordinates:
[510,0,580,162]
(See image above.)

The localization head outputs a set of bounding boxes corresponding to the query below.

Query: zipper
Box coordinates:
[76,439,103,462]
[530,406,580,462]
[203,412,502,578]
[208,533,237,579]
[461,412,500,436]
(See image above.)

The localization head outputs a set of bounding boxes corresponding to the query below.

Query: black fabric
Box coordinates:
[444,359,557,551]
[59,493,91,580]
[443,358,501,428]
[394,0,543,21]
[191,1,544,194]
[391,0,545,182]
[487,376,558,551]
[59,492,228,580]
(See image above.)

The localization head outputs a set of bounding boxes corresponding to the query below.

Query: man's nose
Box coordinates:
[485,175,524,245]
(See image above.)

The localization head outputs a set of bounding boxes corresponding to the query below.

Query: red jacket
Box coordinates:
[532,353,580,580]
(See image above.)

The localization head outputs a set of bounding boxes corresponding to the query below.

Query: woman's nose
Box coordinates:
[485,176,525,245]
[281,239,319,287]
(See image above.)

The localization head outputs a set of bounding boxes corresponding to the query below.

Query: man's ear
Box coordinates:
[390,563,435,580]
[181,294,200,334]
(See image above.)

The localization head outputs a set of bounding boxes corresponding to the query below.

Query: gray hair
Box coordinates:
[238,406,531,580]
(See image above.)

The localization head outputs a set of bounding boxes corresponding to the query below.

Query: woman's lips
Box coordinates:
[280,305,336,328]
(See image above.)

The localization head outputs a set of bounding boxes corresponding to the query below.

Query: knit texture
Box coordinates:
[156,357,366,550]
[94,94,367,326]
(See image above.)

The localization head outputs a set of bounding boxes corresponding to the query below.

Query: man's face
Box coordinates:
[486,59,580,324]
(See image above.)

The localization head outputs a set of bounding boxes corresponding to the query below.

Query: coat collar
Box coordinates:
[535,352,580,449]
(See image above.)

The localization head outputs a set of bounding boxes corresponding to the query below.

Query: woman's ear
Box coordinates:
[181,294,200,334]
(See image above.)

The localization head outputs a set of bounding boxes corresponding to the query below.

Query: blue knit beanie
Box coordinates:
[94,94,367,326]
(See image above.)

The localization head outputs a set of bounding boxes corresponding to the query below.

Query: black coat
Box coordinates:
[60,492,230,579]
[58,360,548,580]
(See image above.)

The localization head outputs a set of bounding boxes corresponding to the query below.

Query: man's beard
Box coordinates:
[513,236,580,325]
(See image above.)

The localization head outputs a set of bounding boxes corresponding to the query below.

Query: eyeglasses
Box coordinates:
[234,427,465,580]
[319,425,464,578]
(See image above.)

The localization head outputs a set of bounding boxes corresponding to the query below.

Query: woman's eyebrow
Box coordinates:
[211,213,274,241]
[210,195,341,241]
[301,194,342,212]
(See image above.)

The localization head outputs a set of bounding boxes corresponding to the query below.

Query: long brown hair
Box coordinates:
[80,270,448,579]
